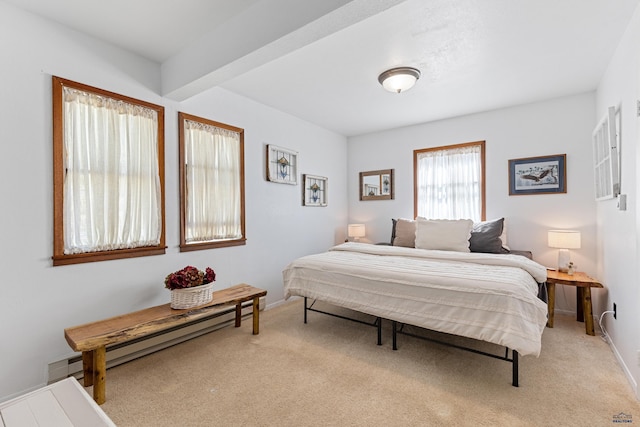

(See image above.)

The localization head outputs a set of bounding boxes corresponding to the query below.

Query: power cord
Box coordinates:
[598,310,615,343]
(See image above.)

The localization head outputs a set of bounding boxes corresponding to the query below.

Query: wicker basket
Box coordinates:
[170,282,214,309]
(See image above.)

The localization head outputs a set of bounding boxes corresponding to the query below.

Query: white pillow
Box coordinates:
[415,219,473,252]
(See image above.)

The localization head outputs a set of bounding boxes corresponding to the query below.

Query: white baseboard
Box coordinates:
[265,298,292,311]
[553,308,575,317]
[607,337,639,400]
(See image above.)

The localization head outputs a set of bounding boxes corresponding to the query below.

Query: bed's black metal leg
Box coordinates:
[304,297,308,324]
[376,317,382,345]
[392,321,397,350]
[512,350,519,387]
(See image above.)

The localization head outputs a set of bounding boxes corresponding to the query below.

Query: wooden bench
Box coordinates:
[64,283,267,404]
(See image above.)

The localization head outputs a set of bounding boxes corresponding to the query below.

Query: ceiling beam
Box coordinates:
[161,0,408,101]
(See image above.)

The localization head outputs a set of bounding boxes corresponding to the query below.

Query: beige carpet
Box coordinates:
[100,299,638,426]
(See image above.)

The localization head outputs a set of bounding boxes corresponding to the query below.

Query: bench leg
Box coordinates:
[235,303,242,328]
[235,299,260,334]
[252,297,260,335]
[93,346,106,405]
[82,350,94,387]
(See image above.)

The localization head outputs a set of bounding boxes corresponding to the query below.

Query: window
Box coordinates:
[52,76,166,266]
[178,112,245,251]
[414,141,485,222]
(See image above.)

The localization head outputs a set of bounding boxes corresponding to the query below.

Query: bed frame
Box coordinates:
[391,320,519,386]
[303,297,520,387]
[304,297,383,345]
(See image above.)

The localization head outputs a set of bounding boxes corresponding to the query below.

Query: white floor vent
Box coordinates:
[48,297,265,384]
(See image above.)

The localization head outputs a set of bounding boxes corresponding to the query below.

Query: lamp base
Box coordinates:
[557,249,570,273]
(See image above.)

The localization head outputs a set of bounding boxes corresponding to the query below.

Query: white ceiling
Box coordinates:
[7,0,640,136]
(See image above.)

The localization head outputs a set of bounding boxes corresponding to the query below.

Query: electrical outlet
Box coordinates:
[613,303,617,319]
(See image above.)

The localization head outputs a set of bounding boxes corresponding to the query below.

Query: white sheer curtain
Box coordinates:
[63,87,161,254]
[184,120,241,243]
[416,144,482,222]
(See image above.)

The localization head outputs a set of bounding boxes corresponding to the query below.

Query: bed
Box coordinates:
[282,224,549,386]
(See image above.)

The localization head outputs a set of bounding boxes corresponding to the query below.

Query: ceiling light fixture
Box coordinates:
[378,67,421,93]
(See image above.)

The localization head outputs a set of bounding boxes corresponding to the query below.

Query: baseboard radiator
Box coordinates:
[48,297,265,384]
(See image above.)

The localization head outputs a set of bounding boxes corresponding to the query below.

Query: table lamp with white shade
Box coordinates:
[548,230,581,272]
[348,224,366,242]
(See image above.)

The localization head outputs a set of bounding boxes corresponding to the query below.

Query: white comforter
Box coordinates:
[283,243,548,356]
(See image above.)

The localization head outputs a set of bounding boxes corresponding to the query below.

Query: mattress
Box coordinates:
[283,242,548,356]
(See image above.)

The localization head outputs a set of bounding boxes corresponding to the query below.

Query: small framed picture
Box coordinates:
[509,154,566,195]
[303,174,327,206]
[267,144,298,185]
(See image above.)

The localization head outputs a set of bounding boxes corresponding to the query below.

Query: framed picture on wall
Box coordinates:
[508,154,566,195]
[303,174,327,206]
[267,144,298,185]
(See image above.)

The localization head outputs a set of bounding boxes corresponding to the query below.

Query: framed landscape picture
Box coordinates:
[509,154,566,195]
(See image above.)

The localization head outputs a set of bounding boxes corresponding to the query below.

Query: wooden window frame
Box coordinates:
[413,141,486,221]
[52,76,166,266]
[178,112,246,252]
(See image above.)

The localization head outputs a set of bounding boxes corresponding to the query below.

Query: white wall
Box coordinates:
[2,0,637,403]
[595,3,640,397]
[0,1,347,401]
[348,93,598,314]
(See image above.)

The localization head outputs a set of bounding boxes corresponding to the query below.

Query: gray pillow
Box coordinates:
[392,218,416,247]
[469,218,504,254]
[390,218,397,245]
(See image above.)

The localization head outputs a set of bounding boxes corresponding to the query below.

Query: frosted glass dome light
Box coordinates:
[378,67,421,93]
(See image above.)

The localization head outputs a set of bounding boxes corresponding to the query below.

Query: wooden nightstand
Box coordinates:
[545,270,604,336]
